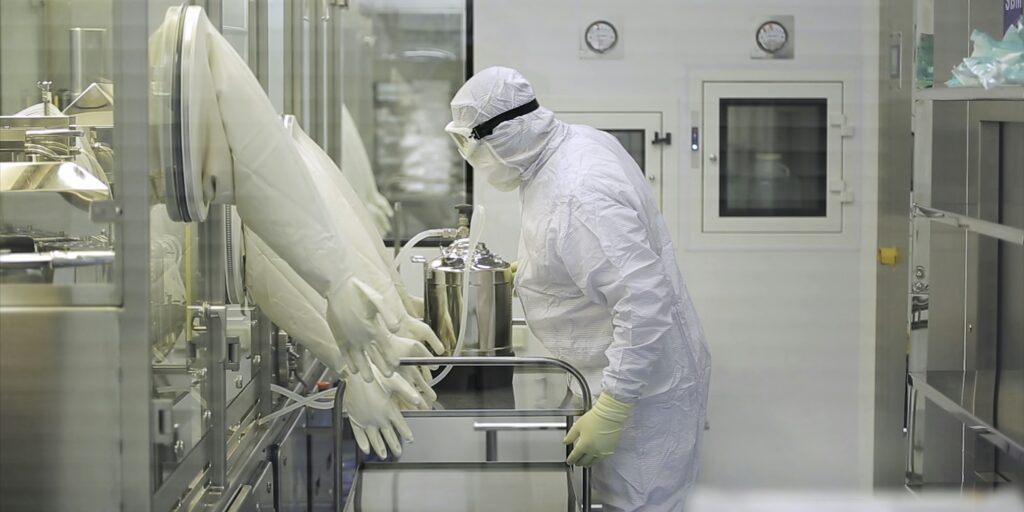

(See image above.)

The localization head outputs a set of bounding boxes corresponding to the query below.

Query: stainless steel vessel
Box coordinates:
[423,208,513,356]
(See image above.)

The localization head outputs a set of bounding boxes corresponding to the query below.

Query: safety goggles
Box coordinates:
[446,99,540,159]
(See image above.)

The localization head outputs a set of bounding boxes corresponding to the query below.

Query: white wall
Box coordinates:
[470,0,881,490]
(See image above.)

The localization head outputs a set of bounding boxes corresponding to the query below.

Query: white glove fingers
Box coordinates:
[351,277,401,331]
[366,344,396,378]
[387,372,424,407]
[351,424,371,455]
[367,429,388,459]
[347,348,375,383]
[381,426,402,457]
[407,320,445,355]
[390,410,414,442]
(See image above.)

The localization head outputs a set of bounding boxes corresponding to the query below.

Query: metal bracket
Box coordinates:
[226,335,241,372]
[152,398,175,446]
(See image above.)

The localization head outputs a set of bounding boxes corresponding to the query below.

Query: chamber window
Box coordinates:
[602,129,646,172]
[719,98,828,217]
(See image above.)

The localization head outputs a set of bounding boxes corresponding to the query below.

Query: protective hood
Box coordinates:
[449,66,569,187]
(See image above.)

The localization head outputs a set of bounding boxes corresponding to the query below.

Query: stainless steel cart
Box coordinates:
[332,357,594,512]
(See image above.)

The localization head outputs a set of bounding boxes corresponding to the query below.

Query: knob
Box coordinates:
[709,154,718,163]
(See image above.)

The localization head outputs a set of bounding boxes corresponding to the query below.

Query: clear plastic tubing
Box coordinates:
[430,205,486,386]
[394,228,447,272]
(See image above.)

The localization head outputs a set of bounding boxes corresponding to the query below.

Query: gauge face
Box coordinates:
[756,21,788,54]
[585,21,618,54]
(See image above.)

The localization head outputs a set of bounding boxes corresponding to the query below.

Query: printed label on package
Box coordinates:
[1007,0,1024,32]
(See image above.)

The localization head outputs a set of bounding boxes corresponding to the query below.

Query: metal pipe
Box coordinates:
[333,377,346,512]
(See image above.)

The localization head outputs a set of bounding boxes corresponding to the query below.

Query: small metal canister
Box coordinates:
[424,239,512,356]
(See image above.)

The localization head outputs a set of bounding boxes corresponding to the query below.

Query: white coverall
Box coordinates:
[449,67,711,511]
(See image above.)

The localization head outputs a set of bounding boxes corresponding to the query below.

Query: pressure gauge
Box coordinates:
[585,21,618,54]
[756,21,788,54]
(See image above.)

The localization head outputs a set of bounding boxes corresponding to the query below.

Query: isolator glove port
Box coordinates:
[564,393,634,467]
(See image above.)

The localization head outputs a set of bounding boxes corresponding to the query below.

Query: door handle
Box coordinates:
[708,153,718,163]
[651,132,672,145]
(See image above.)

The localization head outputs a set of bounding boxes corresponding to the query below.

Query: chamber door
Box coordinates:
[702,81,847,233]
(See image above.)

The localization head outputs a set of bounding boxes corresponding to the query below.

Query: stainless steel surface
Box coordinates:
[345,462,581,512]
[277,412,310,512]
[0,161,111,206]
[0,249,114,268]
[425,240,513,356]
[113,0,150,508]
[907,14,1024,488]
[474,421,570,431]
[0,309,122,511]
[873,0,914,488]
[204,305,230,493]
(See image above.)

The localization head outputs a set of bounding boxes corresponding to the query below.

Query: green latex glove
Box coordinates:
[564,393,634,467]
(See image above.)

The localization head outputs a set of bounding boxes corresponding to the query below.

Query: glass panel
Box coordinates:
[147,2,210,486]
[339,1,467,241]
[602,129,645,171]
[719,98,828,218]
[0,0,117,298]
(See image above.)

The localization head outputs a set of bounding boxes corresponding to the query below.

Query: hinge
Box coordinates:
[829,113,855,138]
[829,179,855,204]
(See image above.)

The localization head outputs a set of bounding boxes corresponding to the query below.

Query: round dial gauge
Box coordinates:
[585,21,618,54]
[756,21,788,54]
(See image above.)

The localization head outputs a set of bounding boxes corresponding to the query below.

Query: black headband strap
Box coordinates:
[470,99,540,140]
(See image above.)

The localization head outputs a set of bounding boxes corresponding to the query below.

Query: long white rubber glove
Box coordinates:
[386,335,438,405]
[287,120,444,353]
[245,228,436,407]
[245,228,436,446]
[344,364,428,459]
[199,15,410,379]
[340,103,394,235]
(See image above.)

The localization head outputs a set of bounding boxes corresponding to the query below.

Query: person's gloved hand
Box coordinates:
[563,393,634,467]
[344,364,425,459]
[506,260,519,296]
[326,277,402,382]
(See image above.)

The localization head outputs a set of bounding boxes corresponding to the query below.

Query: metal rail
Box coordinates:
[913,203,1024,245]
[333,356,593,512]
[909,373,1024,465]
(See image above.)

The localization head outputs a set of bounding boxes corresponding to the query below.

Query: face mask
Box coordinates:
[468,143,521,192]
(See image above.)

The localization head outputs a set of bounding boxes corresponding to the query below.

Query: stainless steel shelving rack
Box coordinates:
[904,0,1024,492]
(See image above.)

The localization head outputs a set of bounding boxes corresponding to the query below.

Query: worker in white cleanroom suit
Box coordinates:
[150,7,440,383]
[447,67,711,511]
